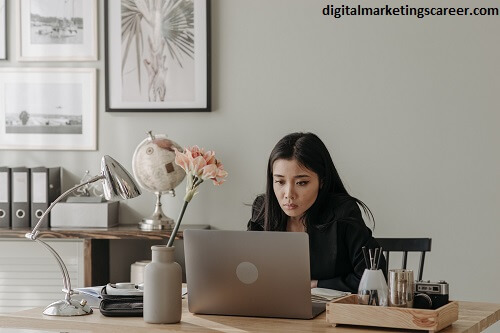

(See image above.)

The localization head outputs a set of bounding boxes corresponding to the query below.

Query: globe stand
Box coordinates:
[139,191,175,230]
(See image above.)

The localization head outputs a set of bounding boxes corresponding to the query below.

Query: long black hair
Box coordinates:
[255,132,374,231]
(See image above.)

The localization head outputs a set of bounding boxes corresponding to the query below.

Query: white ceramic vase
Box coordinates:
[143,245,182,323]
[357,269,389,306]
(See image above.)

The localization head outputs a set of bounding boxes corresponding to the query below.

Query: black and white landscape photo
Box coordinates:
[4,82,83,134]
[30,0,84,45]
[19,0,97,61]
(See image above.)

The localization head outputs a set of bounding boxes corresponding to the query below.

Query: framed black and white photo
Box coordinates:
[18,0,97,61]
[0,0,6,60]
[105,0,210,112]
[0,68,96,150]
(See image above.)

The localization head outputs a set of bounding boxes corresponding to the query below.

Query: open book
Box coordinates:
[311,288,350,303]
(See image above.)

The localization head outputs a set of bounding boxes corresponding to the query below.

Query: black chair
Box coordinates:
[375,238,432,281]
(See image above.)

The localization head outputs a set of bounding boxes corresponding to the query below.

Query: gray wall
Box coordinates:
[1,0,499,303]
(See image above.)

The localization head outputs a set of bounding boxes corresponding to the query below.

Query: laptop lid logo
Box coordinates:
[236,262,259,284]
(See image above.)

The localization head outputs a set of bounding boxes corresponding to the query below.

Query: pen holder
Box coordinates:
[357,269,388,306]
[388,269,414,308]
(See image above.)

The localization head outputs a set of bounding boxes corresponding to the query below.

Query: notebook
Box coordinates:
[183,229,326,319]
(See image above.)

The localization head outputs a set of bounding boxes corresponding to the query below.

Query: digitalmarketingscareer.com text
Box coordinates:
[322,4,499,19]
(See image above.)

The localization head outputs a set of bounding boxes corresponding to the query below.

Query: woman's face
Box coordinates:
[272,158,320,221]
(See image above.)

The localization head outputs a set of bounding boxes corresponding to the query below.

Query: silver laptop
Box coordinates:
[183,229,325,319]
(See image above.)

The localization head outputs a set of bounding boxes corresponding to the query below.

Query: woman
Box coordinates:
[248,132,384,293]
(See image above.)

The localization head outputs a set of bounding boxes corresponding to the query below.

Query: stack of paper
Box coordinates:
[311,288,350,303]
[74,286,104,309]
[75,286,104,299]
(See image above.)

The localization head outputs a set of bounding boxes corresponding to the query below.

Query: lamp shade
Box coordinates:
[101,155,142,201]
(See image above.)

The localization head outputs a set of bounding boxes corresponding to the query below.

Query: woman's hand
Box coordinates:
[311,280,318,288]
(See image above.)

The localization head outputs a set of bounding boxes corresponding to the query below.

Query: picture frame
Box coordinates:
[18,0,98,61]
[0,68,96,150]
[0,0,6,60]
[105,0,211,112]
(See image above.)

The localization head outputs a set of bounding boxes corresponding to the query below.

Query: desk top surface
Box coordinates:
[0,300,498,333]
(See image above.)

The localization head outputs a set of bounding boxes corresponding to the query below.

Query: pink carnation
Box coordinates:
[168,145,228,247]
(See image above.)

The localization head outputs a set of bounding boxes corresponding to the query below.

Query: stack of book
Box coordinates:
[311,288,350,303]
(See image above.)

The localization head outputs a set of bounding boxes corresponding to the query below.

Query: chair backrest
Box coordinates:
[375,238,432,281]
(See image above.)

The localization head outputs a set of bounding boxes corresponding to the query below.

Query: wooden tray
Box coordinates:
[326,295,458,333]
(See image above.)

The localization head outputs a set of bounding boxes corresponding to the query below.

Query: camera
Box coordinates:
[104,282,143,296]
[413,280,449,309]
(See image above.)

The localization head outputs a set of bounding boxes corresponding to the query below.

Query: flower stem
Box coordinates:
[167,200,189,247]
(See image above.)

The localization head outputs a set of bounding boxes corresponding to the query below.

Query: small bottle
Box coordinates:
[143,245,182,323]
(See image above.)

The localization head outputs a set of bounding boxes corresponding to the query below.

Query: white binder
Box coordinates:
[30,167,62,228]
[11,167,30,228]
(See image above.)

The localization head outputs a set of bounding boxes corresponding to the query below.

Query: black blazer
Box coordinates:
[248,194,385,293]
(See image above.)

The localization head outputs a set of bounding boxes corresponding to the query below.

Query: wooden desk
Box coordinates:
[0,224,209,286]
[0,300,498,333]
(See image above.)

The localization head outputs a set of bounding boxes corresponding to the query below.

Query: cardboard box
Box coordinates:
[50,201,119,228]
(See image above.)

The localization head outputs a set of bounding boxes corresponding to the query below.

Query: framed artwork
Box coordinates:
[18,0,98,61]
[105,0,211,112]
[0,68,96,150]
[0,0,5,60]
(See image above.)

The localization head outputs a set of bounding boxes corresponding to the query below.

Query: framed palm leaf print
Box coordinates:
[105,0,211,112]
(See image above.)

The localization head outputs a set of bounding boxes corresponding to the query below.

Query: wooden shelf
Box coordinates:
[0,224,209,286]
[0,224,209,240]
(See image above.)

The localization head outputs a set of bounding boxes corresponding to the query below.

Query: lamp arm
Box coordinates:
[26,174,105,239]
[35,238,73,299]
[23,174,105,302]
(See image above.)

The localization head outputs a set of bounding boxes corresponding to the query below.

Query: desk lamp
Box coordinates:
[25,155,141,316]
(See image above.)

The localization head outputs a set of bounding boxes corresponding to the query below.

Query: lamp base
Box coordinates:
[43,299,93,316]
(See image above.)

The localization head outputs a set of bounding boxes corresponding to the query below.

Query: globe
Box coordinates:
[132,131,186,230]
